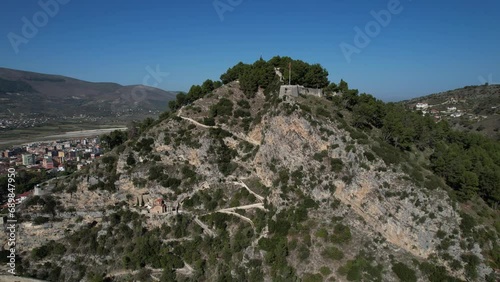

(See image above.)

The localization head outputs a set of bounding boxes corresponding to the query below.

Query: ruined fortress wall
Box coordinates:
[300,87,323,97]
[279,85,299,97]
[279,85,323,98]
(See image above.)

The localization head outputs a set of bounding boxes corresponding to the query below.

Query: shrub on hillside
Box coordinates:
[330,158,343,173]
[33,216,50,225]
[321,245,344,260]
[210,98,233,117]
[392,262,417,282]
[126,153,136,166]
[331,223,352,243]
[134,138,154,153]
[313,150,328,161]
[363,151,376,162]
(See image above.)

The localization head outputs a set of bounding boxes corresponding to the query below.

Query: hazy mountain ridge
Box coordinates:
[0,67,177,121]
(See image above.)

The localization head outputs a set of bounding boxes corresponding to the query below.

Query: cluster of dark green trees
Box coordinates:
[430,133,500,205]
[0,170,57,203]
[100,117,161,151]
[330,86,500,207]
[166,56,332,110]
[221,56,330,96]
[100,130,127,150]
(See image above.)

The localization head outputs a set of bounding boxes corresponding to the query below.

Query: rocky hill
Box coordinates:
[0,67,177,126]
[2,58,499,282]
[401,84,500,139]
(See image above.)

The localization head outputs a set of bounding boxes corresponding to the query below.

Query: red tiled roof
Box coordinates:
[16,190,33,198]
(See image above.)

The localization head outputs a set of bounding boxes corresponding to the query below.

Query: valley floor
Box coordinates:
[0,126,126,147]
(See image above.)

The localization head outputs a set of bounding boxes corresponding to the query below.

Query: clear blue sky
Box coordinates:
[1,0,499,101]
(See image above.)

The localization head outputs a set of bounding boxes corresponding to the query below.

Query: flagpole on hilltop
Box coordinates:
[288,62,291,85]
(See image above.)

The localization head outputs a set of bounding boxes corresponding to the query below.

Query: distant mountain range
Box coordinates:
[402,84,500,139]
[0,67,177,120]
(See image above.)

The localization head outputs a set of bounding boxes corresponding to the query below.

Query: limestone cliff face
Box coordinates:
[246,106,472,276]
[9,83,495,281]
[254,114,331,186]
